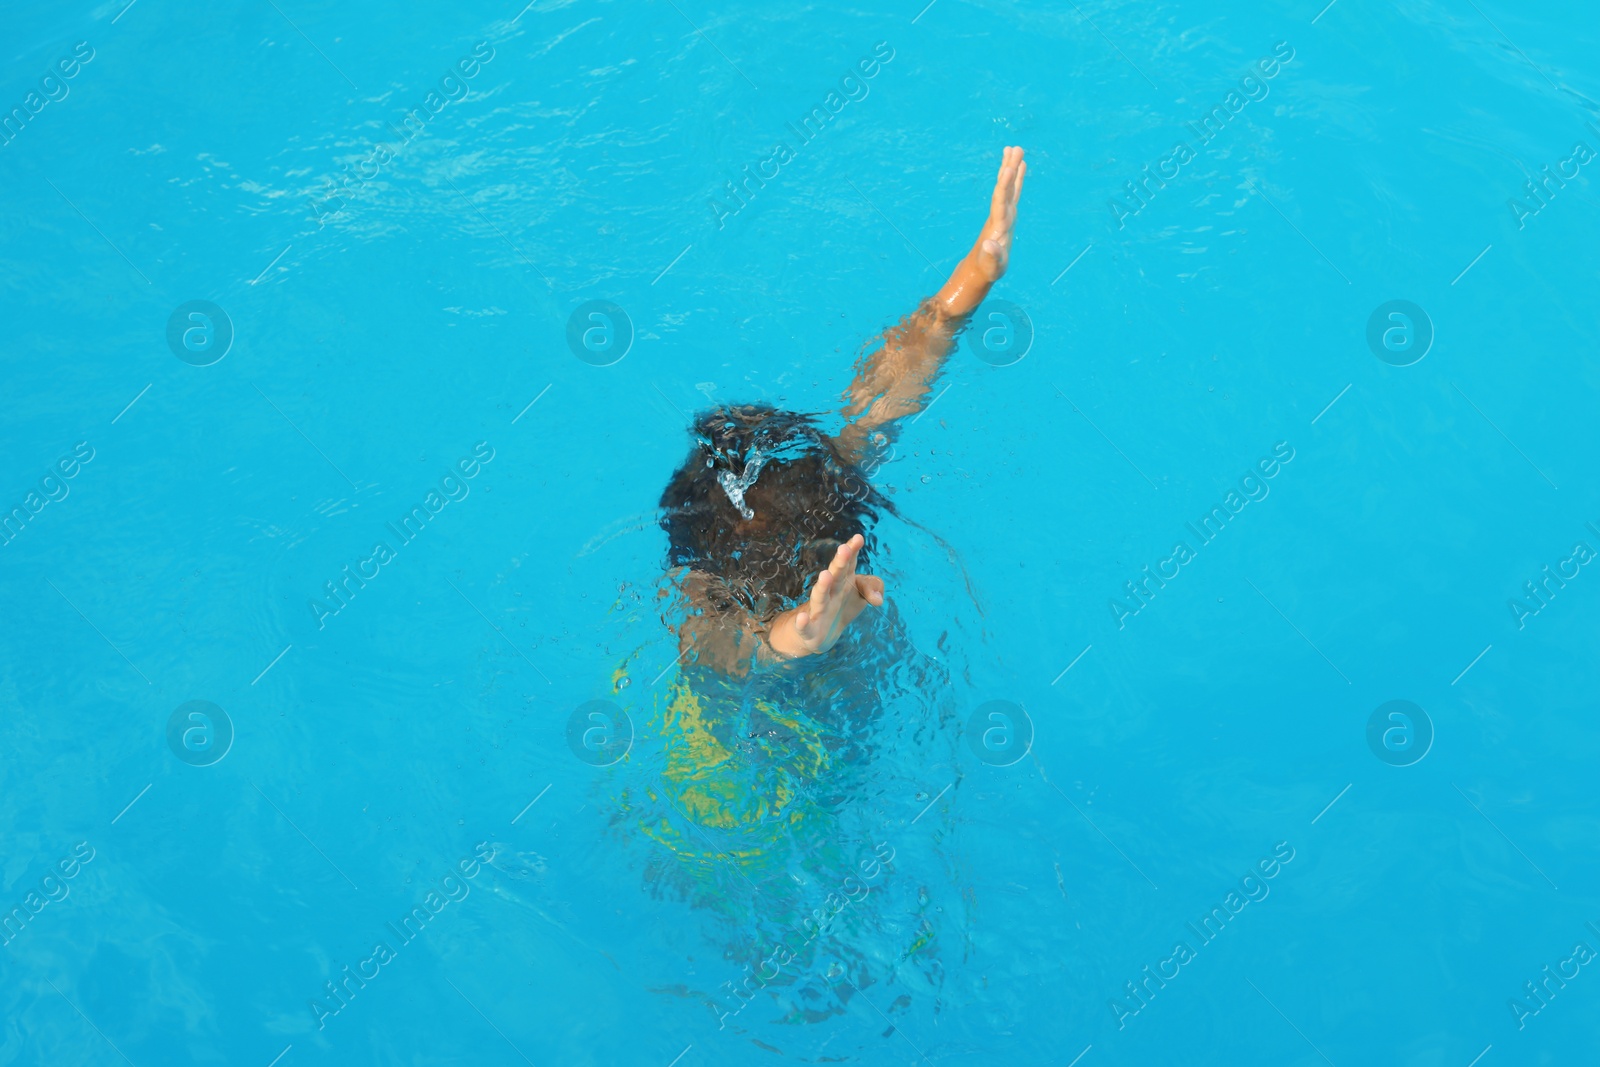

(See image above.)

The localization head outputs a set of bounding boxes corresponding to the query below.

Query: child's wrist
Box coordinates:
[763,611,810,660]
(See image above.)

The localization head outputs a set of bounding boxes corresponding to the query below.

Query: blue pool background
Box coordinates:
[2,0,1598,1063]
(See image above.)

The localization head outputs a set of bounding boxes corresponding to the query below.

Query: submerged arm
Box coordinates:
[833,146,1026,464]
[674,569,775,677]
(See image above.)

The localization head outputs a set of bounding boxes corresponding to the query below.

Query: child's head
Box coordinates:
[659,405,879,606]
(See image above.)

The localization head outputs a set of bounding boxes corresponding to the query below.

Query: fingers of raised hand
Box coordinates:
[829,534,863,581]
[990,154,1024,227]
[991,151,1015,213]
[809,568,834,613]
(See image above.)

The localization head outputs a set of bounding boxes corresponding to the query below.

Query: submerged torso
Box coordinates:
[603,405,969,1032]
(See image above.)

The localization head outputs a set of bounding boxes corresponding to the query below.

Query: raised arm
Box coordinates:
[833,146,1026,464]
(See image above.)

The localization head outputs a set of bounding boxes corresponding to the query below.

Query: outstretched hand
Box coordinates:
[767,534,885,659]
[924,146,1027,320]
[975,145,1026,282]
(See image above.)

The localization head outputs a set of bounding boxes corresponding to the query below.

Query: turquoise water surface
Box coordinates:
[2,0,1599,1064]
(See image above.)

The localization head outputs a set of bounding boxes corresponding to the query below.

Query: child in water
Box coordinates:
[630,151,1024,1023]
[658,146,1026,674]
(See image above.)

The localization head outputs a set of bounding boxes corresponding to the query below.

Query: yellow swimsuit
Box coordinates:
[603,614,964,1033]
[611,656,844,897]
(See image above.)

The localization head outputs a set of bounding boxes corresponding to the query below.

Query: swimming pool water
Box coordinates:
[2,0,1598,1064]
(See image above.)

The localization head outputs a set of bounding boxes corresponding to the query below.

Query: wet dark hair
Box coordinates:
[659,404,883,613]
